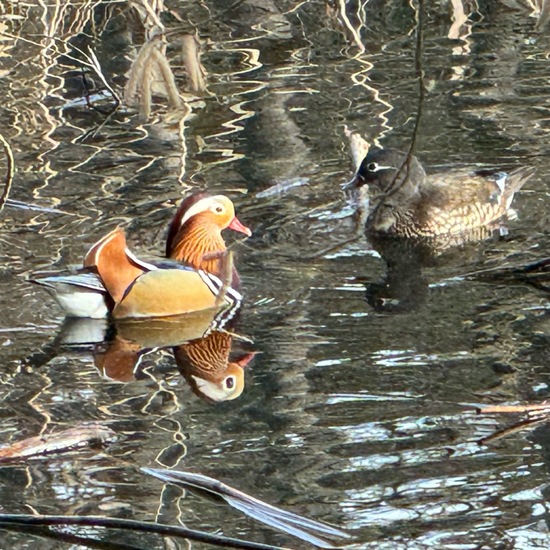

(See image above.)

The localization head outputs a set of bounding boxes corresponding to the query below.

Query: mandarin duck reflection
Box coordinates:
[174,331,255,402]
[349,148,534,239]
[31,194,251,318]
[93,326,253,402]
[94,306,244,388]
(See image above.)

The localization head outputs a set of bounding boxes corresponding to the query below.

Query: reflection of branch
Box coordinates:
[85,46,121,108]
[125,40,157,119]
[335,0,366,53]
[448,0,469,39]
[125,38,183,120]
[131,0,166,35]
[63,45,121,109]
[537,1,550,31]
[0,132,14,214]
[181,33,207,92]
[151,47,182,108]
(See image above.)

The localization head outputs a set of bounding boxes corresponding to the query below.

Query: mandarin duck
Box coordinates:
[349,148,535,238]
[82,226,241,319]
[31,194,251,318]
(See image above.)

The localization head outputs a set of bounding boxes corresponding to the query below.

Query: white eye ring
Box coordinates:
[214,205,224,213]
[367,162,393,173]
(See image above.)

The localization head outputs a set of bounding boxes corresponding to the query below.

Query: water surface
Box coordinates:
[1,1,550,548]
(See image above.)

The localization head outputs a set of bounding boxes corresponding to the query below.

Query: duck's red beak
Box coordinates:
[228,216,252,237]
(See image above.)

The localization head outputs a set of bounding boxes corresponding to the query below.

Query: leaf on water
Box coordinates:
[142,467,352,548]
[255,178,309,199]
[344,126,370,172]
[0,424,117,461]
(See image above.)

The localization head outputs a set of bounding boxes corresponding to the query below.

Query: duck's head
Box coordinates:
[174,331,255,403]
[189,361,246,402]
[351,149,426,207]
[166,193,251,257]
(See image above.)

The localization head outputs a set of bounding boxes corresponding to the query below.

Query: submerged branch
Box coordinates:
[0,522,147,550]
[478,401,550,444]
[143,468,351,549]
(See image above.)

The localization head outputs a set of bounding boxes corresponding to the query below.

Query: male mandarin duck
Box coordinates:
[348,148,535,238]
[84,226,243,319]
[32,194,251,318]
[165,192,250,285]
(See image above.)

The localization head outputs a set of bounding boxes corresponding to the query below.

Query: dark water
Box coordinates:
[1,1,550,548]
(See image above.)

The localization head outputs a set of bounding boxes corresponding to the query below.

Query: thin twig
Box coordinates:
[0,131,15,214]
[478,402,550,414]
[215,250,234,307]
[478,416,548,445]
[368,0,425,214]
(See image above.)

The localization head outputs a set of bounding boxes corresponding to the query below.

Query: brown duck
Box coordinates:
[349,148,535,238]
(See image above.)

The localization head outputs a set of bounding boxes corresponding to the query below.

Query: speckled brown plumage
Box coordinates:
[350,148,535,238]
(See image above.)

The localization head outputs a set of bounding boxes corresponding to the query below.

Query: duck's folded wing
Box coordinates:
[420,168,534,234]
[114,268,242,319]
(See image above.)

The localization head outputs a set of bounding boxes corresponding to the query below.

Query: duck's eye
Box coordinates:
[225,376,235,390]
[215,205,224,213]
[367,162,378,172]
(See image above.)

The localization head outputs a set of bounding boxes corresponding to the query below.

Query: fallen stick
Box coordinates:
[0,514,290,550]
[477,402,550,415]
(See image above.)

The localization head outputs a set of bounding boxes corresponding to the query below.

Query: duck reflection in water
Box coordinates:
[358,235,430,313]
[174,331,256,402]
[344,131,535,312]
[25,293,254,402]
[83,306,254,402]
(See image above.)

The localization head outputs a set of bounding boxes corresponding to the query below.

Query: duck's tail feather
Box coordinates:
[502,166,535,210]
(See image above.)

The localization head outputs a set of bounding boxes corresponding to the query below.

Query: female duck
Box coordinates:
[349,148,534,238]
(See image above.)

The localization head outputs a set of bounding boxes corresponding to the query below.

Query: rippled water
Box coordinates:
[1,1,550,548]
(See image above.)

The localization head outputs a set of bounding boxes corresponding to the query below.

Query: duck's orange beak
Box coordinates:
[228,216,252,237]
